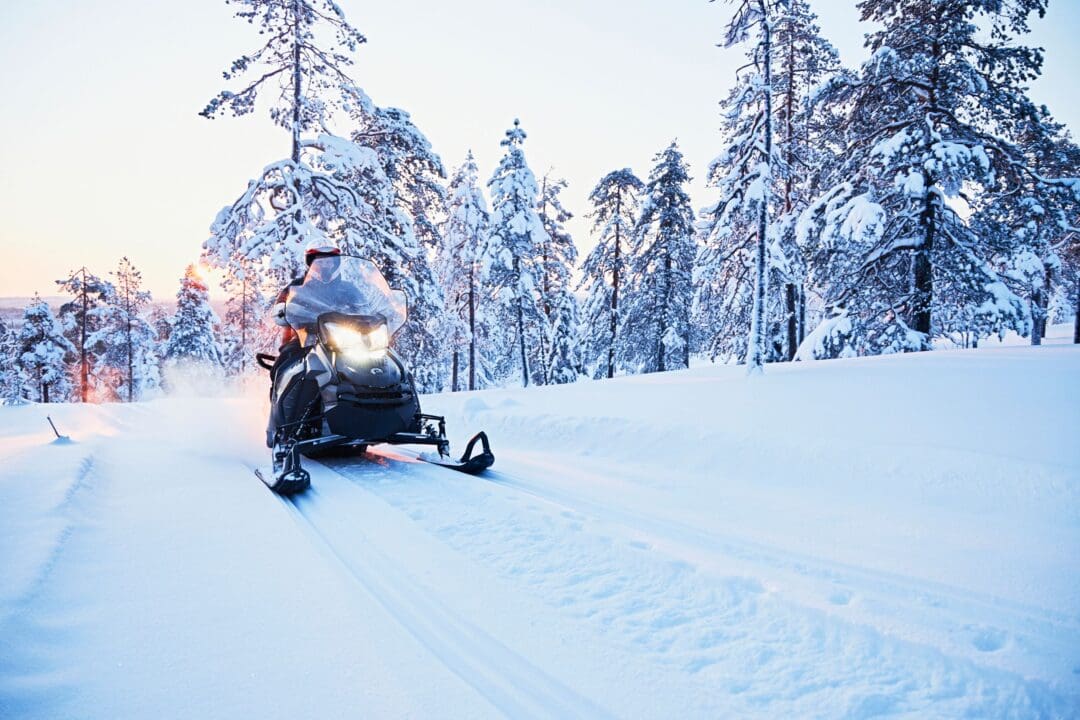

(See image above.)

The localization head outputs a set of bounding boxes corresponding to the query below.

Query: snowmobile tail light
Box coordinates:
[323,320,389,362]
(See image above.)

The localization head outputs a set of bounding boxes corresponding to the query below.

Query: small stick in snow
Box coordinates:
[47,416,71,443]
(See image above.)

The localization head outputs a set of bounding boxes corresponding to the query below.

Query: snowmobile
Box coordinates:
[254,255,494,495]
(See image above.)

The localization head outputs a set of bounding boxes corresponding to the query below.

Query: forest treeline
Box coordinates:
[3,0,1077,404]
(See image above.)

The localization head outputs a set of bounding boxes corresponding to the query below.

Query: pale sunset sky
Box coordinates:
[1,0,1077,299]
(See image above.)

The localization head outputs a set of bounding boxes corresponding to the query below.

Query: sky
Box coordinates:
[0,0,1078,300]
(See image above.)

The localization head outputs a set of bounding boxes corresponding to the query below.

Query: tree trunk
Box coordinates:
[607,196,621,379]
[1074,275,1079,344]
[291,0,302,164]
[784,283,797,361]
[514,258,529,387]
[912,229,934,338]
[1031,286,1045,346]
[468,267,476,391]
[451,350,459,392]
[797,286,806,345]
[126,314,134,402]
[658,253,671,373]
[80,268,88,403]
[913,38,942,343]
[42,379,49,404]
[746,6,772,375]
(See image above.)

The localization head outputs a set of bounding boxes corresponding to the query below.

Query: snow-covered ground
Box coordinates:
[2,339,1079,718]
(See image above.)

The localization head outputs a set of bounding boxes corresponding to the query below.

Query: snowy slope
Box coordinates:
[1,344,1078,718]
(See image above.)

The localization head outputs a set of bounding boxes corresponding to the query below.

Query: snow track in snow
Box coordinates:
[282,459,617,720]
[342,446,1078,717]
[482,451,1080,668]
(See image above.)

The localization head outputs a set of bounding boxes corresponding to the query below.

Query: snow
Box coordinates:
[794,307,855,360]
[834,193,886,245]
[2,345,1079,717]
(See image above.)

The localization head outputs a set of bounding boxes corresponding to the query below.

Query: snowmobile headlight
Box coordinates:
[324,321,389,362]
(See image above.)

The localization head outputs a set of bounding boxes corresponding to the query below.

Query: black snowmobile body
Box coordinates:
[257,256,493,495]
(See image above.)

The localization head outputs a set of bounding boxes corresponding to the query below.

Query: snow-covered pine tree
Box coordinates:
[481,120,550,387]
[15,297,74,403]
[0,318,23,404]
[973,113,1080,346]
[164,266,224,372]
[579,169,644,379]
[621,142,696,373]
[798,0,1052,355]
[698,1,839,365]
[698,0,782,374]
[222,259,273,375]
[770,0,839,358]
[351,101,448,256]
[343,91,451,392]
[202,0,377,286]
[56,268,113,402]
[149,306,172,348]
[1067,237,1080,344]
[203,3,452,390]
[89,258,159,402]
[438,151,490,391]
[201,0,365,166]
[536,172,580,384]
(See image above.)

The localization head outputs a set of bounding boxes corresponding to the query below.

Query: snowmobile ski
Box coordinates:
[418,431,495,475]
[254,465,311,495]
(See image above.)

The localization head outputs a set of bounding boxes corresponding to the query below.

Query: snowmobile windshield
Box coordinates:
[284,256,407,343]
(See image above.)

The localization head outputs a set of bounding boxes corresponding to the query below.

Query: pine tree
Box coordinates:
[799,0,1052,354]
[536,172,580,384]
[0,318,23,404]
[344,93,451,392]
[222,259,273,375]
[699,0,839,364]
[164,266,224,370]
[481,120,550,387]
[200,0,366,165]
[56,268,113,402]
[580,169,643,379]
[699,0,782,373]
[202,0,378,285]
[149,306,173,348]
[90,258,159,401]
[621,142,696,373]
[973,114,1080,346]
[15,298,74,403]
[438,151,490,391]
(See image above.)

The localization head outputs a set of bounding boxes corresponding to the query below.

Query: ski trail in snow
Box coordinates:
[488,458,1068,616]
[347,447,1078,714]
[392,442,1074,634]
[278,460,616,720]
[478,454,1080,686]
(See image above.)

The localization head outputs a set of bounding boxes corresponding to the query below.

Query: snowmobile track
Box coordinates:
[479,463,1077,636]
[277,461,616,720]
[366,445,1074,637]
